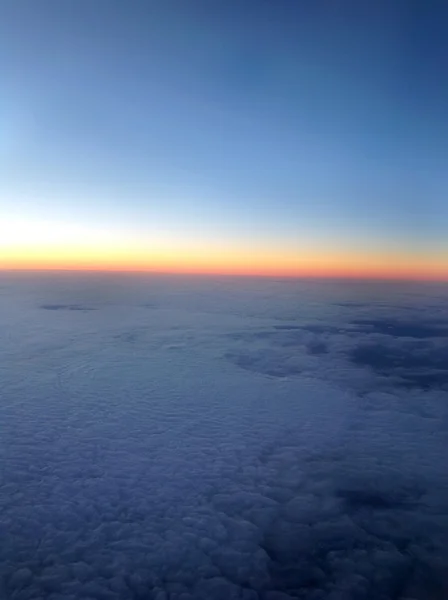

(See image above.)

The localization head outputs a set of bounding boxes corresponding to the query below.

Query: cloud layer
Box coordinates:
[0,273,447,599]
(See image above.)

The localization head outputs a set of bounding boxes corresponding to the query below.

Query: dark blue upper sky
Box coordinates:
[1,0,447,269]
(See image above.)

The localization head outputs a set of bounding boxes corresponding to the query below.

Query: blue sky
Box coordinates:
[0,1,447,274]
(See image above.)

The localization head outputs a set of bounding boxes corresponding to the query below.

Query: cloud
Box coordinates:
[40,304,96,311]
[224,312,448,392]
[0,274,447,599]
[350,317,448,339]
[350,340,448,390]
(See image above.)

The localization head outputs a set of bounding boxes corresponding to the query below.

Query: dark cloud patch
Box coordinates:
[40,304,96,311]
[227,323,339,347]
[351,318,448,338]
[225,350,301,378]
[301,324,342,334]
[227,329,305,347]
[248,331,282,341]
[262,511,445,598]
[143,302,159,309]
[402,371,448,389]
[334,302,369,308]
[306,340,328,355]
[350,341,448,389]
[260,470,447,599]
[336,486,422,512]
[226,330,277,342]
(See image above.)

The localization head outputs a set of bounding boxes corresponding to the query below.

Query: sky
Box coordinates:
[0,0,447,279]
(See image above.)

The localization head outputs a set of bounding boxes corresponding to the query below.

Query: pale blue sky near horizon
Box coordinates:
[1,0,447,259]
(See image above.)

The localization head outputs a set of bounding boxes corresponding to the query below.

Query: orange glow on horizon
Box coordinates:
[1,245,447,282]
[1,217,446,281]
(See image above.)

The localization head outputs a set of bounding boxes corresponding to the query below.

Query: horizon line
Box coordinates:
[1,266,447,285]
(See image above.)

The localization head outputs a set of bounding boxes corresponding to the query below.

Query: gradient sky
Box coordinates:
[1,0,447,278]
